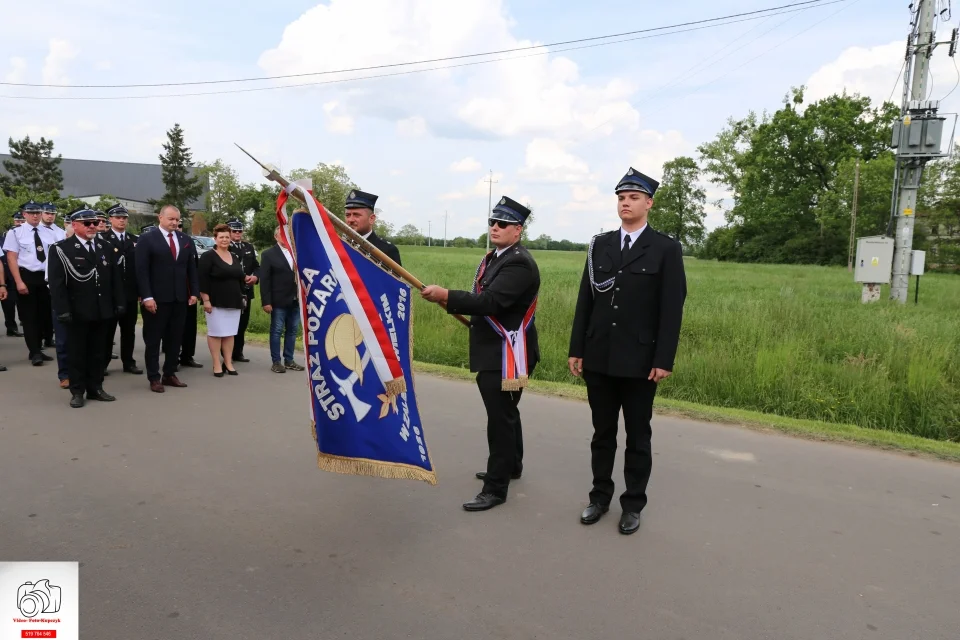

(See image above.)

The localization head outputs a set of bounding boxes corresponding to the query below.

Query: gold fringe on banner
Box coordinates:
[317,452,438,485]
[501,375,528,392]
[384,377,407,397]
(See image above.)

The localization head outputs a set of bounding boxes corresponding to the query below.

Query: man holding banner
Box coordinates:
[421,196,539,512]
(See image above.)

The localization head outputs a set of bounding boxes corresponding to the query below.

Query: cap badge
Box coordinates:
[349,191,356,199]
[627,168,634,175]
[499,198,505,205]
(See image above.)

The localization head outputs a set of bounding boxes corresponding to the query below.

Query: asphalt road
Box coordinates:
[1,333,959,640]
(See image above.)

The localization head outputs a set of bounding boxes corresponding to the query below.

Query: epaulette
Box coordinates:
[654,229,681,243]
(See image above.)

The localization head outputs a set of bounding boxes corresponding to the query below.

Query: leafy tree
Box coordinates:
[2,136,63,193]
[394,223,424,245]
[374,217,395,239]
[651,156,706,248]
[152,123,205,219]
[289,163,358,221]
[198,159,241,228]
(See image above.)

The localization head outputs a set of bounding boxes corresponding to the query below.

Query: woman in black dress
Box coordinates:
[198,224,246,377]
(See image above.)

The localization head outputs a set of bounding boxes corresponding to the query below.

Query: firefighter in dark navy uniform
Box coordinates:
[343,189,402,266]
[102,203,142,375]
[47,207,125,408]
[421,196,540,512]
[568,167,687,535]
[226,217,260,363]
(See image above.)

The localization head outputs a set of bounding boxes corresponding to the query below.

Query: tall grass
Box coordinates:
[225,246,960,441]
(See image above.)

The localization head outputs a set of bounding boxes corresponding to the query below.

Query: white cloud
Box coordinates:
[95,60,113,71]
[396,116,427,138]
[76,120,99,132]
[322,101,355,134]
[631,128,692,180]
[389,168,404,176]
[42,38,79,84]
[438,191,466,201]
[449,156,482,172]
[386,195,411,208]
[518,138,591,183]
[14,125,61,139]
[5,57,27,83]
[258,0,639,140]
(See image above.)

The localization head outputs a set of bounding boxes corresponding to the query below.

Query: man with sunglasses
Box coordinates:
[48,208,125,408]
[2,200,59,366]
[421,196,539,512]
[568,167,687,536]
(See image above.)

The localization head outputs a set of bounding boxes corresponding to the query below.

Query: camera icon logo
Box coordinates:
[17,580,61,618]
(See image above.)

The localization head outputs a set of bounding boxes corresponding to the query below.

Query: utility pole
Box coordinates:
[443,210,448,247]
[889,0,951,303]
[847,159,860,272]
[484,170,498,252]
[428,220,432,247]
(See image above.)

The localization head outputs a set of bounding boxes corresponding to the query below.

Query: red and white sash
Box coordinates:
[473,253,537,391]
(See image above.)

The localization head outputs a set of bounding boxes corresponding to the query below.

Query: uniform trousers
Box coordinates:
[52,307,69,382]
[1,284,18,333]
[476,365,533,499]
[15,268,51,358]
[232,291,253,358]
[179,302,198,363]
[104,301,139,369]
[67,319,108,395]
[142,301,187,382]
[583,370,658,513]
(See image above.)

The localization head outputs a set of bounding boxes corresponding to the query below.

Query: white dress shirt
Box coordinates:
[495,242,516,258]
[279,244,294,270]
[620,224,647,249]
[2,223,59,272]
[42,223,66,242]
[112,230,126,244]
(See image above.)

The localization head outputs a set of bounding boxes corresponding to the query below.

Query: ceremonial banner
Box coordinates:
[277,186,436,485]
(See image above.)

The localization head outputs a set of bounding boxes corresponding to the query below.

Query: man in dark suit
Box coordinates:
[568,167,687,535]
[343,189,402,266]
[422,196,539,512]
[260,226,304,373]
[48,208,125,408]
[176,220,203,370]
[227,217,260,363]
[102,204,142,375]
[135,204,199,393]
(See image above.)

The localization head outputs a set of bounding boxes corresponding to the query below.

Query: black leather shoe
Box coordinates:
[102,369,110,376]
[123,365,143,375]
[580,503,610,525]
[233,355,250,363]
[475,469,522,480]
[462,493,506,512]
[86,389,116,402]
[31,355,44,366]
[6,330,23,337]
[179,358,203,368]
[111,353,119,360]
[39,352,54,362]
[0,364,6,371]
[70,394,85,408]
[618,512,641,535]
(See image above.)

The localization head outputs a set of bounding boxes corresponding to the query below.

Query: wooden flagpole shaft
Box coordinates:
[236,144,469,328]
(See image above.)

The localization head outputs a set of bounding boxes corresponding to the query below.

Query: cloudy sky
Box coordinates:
[0,0,953,241]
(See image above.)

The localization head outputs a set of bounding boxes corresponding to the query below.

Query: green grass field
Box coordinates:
[217,246,960,443]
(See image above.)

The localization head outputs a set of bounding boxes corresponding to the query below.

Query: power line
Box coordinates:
[0,1,850,102]
[0,0,842,90]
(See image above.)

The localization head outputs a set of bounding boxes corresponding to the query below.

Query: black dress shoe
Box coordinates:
[86,389,116,402]
[39,352,54,362]
[7,330,23,337]
[462,493,506,512]
[0,364,7,371]
[233,355,250,363]
[31,355,44,366]
[618,512,641,535]
[123,365,143,375]
[179,358,203,368]
[580,503,610,525]
[225,368,238,376]
[111,353,119,360]
[102,370,110,376]
[475,469,522,480]
[70,394,85,408]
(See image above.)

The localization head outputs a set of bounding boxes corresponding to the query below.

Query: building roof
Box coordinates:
[0,154,208,210]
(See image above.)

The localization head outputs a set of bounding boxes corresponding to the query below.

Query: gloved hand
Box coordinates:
[115,305,126,316]
[57,312,72,324]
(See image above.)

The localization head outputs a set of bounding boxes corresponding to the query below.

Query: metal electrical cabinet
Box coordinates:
[854,236,895,283]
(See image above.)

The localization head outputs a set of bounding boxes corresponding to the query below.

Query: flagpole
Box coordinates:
[236,144,469,328]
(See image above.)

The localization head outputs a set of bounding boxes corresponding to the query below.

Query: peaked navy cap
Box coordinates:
[345,189,378,210]
[19,200,43,213]
[490,196,531,225]
[68,207,98,222]
[615,167,659,196]
[106,203,129,217]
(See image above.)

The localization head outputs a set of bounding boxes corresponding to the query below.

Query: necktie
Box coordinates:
[33,227,46,263]
[168,232,177,259]
[86,241,95,256]
[621,234,632,265]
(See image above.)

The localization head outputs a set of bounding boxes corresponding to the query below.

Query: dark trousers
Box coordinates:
[15,269,51,358]
[233,292,252,358]
[105,300,139,369]
[476,367,531,499]
[583,371,658,513]
[1,285,17,332]
[67,319,107,395]
[180,302,197,363]
[142,301,187,382]
[52,307,69,381]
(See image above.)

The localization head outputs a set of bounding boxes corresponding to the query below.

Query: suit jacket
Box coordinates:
[48,236,124,322]
[259,244,298,309]
[366,231,402,266]
[102,230,139,301]
[134,227,200,304]
[569,227,687,378]
[445,244,540,373]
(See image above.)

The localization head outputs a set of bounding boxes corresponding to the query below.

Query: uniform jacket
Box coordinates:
[446,243,540,373]
[102,231,139,301]
[230,240,261,297]
[366,231,402,267]
[259,244,298,309]
[569,227,686,378]
[47,236,125,322]
[134,228,200,304]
